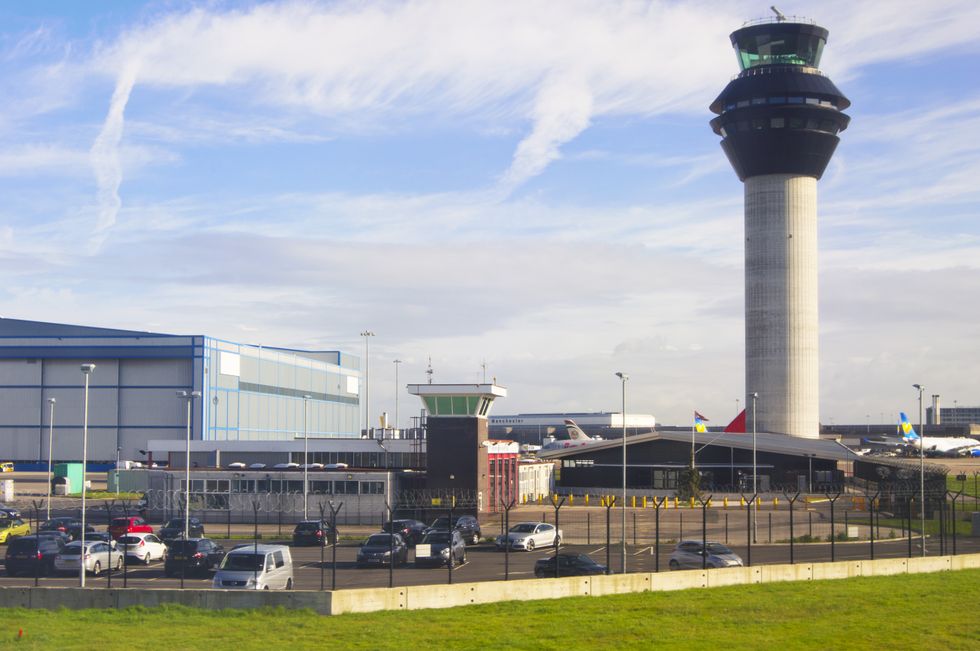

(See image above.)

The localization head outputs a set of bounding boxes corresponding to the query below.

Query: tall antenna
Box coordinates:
[770,6,787,21]
[481,359,487,383]
[426,356,434,384]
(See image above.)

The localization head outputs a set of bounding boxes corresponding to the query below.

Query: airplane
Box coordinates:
[897,412,980,457]
[540,419,604,452]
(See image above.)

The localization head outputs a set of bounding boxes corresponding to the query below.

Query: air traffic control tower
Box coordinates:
[709,16,850,438]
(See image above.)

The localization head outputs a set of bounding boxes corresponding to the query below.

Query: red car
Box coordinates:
[108,516,153,540]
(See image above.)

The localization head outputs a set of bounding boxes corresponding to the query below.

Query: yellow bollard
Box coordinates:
[600,497,606,507]
[538,494,542,505]
[674,497,679,509]
[689,497,695,509]
[739,496,745,507]
[631,495,636,508]
[569,494,574,505]
[723,497,729,509]
[773,497,779,508]
[643,496,648,508]
[585,494,590,506]
[756,497,761,507]
[707,498,712,508]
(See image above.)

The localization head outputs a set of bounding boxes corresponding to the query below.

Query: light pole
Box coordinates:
[178,390,202,540]
[115,447,121,495]
[393,359,402,432]
[615,372,628,574]
[46,397,55,521]
[913,383,925,556]
[79,363,96,588]
[750,391,758,543]
[361,331,375,437]
[303,394,311,519]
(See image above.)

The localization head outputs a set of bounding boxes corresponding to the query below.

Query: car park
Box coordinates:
[5,535,65,576]
[415,530,466,567]
[534,553,607,578]
[164,538,225,576]
[495,522,561,551]
[157,517,205,543]
[53,540,121,575]
[118,533,168,564]
[0,517,30,544]
[382,519,427,546]
[425,515,482,545]
[292,520,336,546]
[668,541,743,570]
[356,533,408,568]
[108,516,153,540]
[212,544,293,590]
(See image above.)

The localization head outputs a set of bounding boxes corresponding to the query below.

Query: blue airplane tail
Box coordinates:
[899,412,918,442]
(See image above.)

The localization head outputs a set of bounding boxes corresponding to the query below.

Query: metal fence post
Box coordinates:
[825,492,840,562]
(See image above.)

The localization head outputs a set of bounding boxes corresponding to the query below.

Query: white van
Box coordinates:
[212,544,294,590]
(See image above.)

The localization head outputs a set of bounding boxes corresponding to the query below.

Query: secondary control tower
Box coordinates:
[709,14,850,438]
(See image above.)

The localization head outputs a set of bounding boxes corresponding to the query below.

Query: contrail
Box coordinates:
[89,59,140,252]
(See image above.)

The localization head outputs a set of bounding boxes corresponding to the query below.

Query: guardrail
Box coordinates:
[1,553,978,615]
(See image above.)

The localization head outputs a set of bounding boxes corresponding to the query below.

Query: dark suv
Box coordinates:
[382,519,427,546]
[5,535,65,576]
[426,515,482,545]
[158,517,205,543]
[292,520,337,546]
[164,538,225,577]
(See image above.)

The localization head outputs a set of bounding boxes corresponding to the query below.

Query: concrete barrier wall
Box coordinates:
[2,552,978,615]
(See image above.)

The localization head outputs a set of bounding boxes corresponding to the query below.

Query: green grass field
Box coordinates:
[3,570,979,650]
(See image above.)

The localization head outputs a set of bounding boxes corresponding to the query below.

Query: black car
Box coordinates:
[164,538,225,576]
[158,517,205,543]
[36,530,70,544]
[534,553,608,578]
[40,517,95,541]
[5,535,65,576]
[356,533,408,568]
[292,520,337,546]
[382,519,427,546]
[426,515,482,545]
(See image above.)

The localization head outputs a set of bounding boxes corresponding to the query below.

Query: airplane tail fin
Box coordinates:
[899,412,919,442]
[563,419,591,441]
[724,410,747,433]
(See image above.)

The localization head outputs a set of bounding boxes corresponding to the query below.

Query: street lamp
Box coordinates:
[79,363,96,588]
[393,359,402,432]
[361,331,375,437]
[303,394,311,519]
[46,398,56,521]
[178,390,202,540]
[615,372,628,574]
[750,391,758,543]
[913,383,925,556]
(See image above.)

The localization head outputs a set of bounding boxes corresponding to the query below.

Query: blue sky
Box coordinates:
[2,0,979,428]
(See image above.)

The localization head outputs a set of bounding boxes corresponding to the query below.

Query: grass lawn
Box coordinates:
[2,570,980,650]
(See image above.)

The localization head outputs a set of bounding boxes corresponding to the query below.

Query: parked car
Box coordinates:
[85,532,118,549]
[5,535,65,576]
[425,515,482,545]
[36,529,70,545]
[157,517,205,543]
[164,538,226,576]
[292,520,337,546]
[212,544,293,590]
[53,540,121,575]
[495,522,561,551]
[0,503,20,518]
[40,517,94,541]
[668,541,744,570]
[66,523,98,542]
[0,462,13,473]
[415,530,466,567]
[118,533,168,564]
[0,517,30,544]
[382,519,427,546]
[534,553,607,578]
[356,533,408,568]
[108,516,153,540]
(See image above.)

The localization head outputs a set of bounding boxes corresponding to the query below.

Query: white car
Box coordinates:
[118,533,168,564]
[495,522,562,551]
[54,541,122,575]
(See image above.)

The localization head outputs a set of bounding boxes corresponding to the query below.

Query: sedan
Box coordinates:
[54,541,121,575]
[118,533,168,564]
[164,538,225,577]
[534,553,607,578]
[0,517,30,544]
[495,522,561,551]
[356,533,408,568]
[668,541,744,570]
[158,517,205,543]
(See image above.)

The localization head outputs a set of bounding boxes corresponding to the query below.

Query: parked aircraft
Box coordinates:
[898,412,980,456]
[541,420,604,452]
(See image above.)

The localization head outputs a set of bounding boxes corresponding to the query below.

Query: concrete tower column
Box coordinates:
[745,174,819,438]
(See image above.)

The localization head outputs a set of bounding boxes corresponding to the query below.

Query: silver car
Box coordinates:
[54,540,122,575]
[668,540,743,570]
[495,522,562,551]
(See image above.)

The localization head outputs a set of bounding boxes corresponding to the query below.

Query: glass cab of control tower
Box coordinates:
[731,21,827,70]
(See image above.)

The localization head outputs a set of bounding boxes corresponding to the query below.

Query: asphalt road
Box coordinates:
[2,535,978,591]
